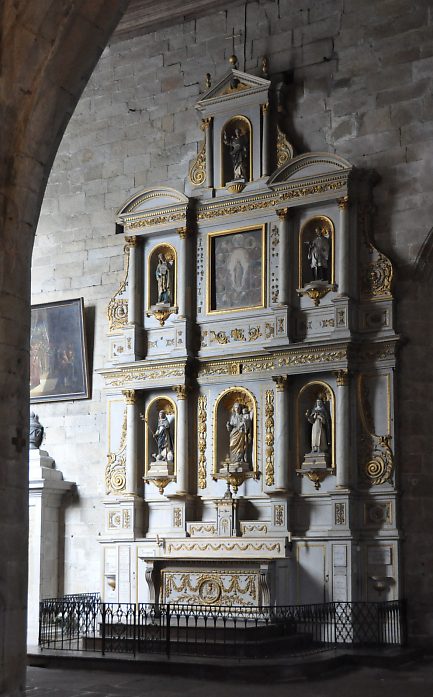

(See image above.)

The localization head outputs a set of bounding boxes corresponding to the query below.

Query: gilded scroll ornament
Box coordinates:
[359,205,393,300]
[276,124,294,167]
[188,139,206,186]
[105,408,127,494]
[265,390,275,486]
[107,244,130,332]
[210,330,229,344]
[357,374,394,486]
[198,395,207,489]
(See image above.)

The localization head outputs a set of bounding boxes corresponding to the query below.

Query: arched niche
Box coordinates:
[213,386,257,478]
[147,243,177,311]
[297,381,335,470]
[144,395,177,478]
[221,115,252,187]
[299,215,335,288]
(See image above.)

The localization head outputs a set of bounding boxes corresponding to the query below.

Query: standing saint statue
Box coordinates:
[226,402,251,465]
[155,253,171,304]
[305,398,331,453]
[152,409,174,462]
[223,127,249,180]
[306,227,330,282]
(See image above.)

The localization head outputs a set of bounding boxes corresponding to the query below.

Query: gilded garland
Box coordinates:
[265,390,275,486]
[198,395,207,489]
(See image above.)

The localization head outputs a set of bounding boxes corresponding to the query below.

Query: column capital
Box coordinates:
[201,117,212,130]
[276,207,289,220]
[335,369,350,387]
[337,196,349,210]
[173,384,188,400]
[272,375,289,391]
[261,101,270,113]
[122,389,137,405]
[177,226,188,240]
[124,235,138,247]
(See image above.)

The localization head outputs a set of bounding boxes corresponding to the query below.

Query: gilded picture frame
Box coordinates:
[207,224,266,314]
[30,298,90,403]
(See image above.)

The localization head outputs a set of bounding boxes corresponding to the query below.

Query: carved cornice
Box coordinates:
[99,360,187,388]
[197,174,347,222]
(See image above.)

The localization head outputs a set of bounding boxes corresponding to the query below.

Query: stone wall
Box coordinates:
[32,0,433,642]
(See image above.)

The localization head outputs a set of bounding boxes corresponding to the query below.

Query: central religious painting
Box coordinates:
[208,225,265,313]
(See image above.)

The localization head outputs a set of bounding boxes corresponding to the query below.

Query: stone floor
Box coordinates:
[25,658,433,697]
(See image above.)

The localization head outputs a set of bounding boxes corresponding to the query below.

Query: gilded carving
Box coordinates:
[265,323,275,339]
[276,124,294,167]
[105,408,127,494]
[198,395,207,489]
[107,244,130,332]
[357,374,394,486]
[189,139,206,186]
[231,328,246,341]
[358,205,393,300]
[162,571,258,606]
[265,390,275,486]
[127,211,186,230]
[102,363,186,388]
[210,330,229,345]
[166,541,281,554]
[173,507,182,528]
[248,326,262,341]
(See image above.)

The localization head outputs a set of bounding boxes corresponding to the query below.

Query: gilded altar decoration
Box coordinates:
[276,124,294,167]
[107,243,130,333]
[198,395,207,489]
[358,374,394,486]
[358,205,393,300]
[265,390,275,486]
[162,570,258,606]
[188,139,206,186]
[105,408,127,494]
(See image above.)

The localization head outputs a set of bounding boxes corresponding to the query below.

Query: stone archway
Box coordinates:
[0,3,129,694]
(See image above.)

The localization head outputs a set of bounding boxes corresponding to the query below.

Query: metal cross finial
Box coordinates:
[225,27,242,66]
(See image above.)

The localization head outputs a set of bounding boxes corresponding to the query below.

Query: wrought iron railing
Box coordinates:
[39,596,406,658]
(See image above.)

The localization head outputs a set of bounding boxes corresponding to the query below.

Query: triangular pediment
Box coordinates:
[196,69,270,111]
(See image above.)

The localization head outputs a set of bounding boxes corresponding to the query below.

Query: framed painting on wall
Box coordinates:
[30,298,90,403]
[207,225,266,313]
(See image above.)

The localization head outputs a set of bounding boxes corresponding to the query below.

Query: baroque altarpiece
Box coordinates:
[99,62,399,608]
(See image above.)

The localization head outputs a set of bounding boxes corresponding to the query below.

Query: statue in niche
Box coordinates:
[152,409,174,463]
[223,127,249,180]
[305,226,330,282]
[29,412,44,450]
[305,398,331,455]
[226,402,252,465]
[156,253,171,305]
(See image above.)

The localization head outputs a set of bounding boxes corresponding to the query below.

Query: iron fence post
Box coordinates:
[101,603,106,656]
[166,604,171,658]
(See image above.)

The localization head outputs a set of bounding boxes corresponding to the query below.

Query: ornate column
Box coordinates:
[261,102,270,177]
[337,197,349,296]
[335,370,350,488]
[276,208,289,305]
[125,236,140,325]
[176,227,188,319]
[272,376,289,491]
[203,117,213,188]
[123,389,138,495]
[173,385,188,495]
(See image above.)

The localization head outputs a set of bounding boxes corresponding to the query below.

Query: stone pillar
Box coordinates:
[272,376,289,491]
[203,117,213,188]
[337,197,349,296]
[176,227,188,319]
[335,370,350,488]
[173,385,188,495]
[28,450,74,645]
[125,236,140,325]
[261,102,270,177]
[123,389,138,495]
[276,208,289,305]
